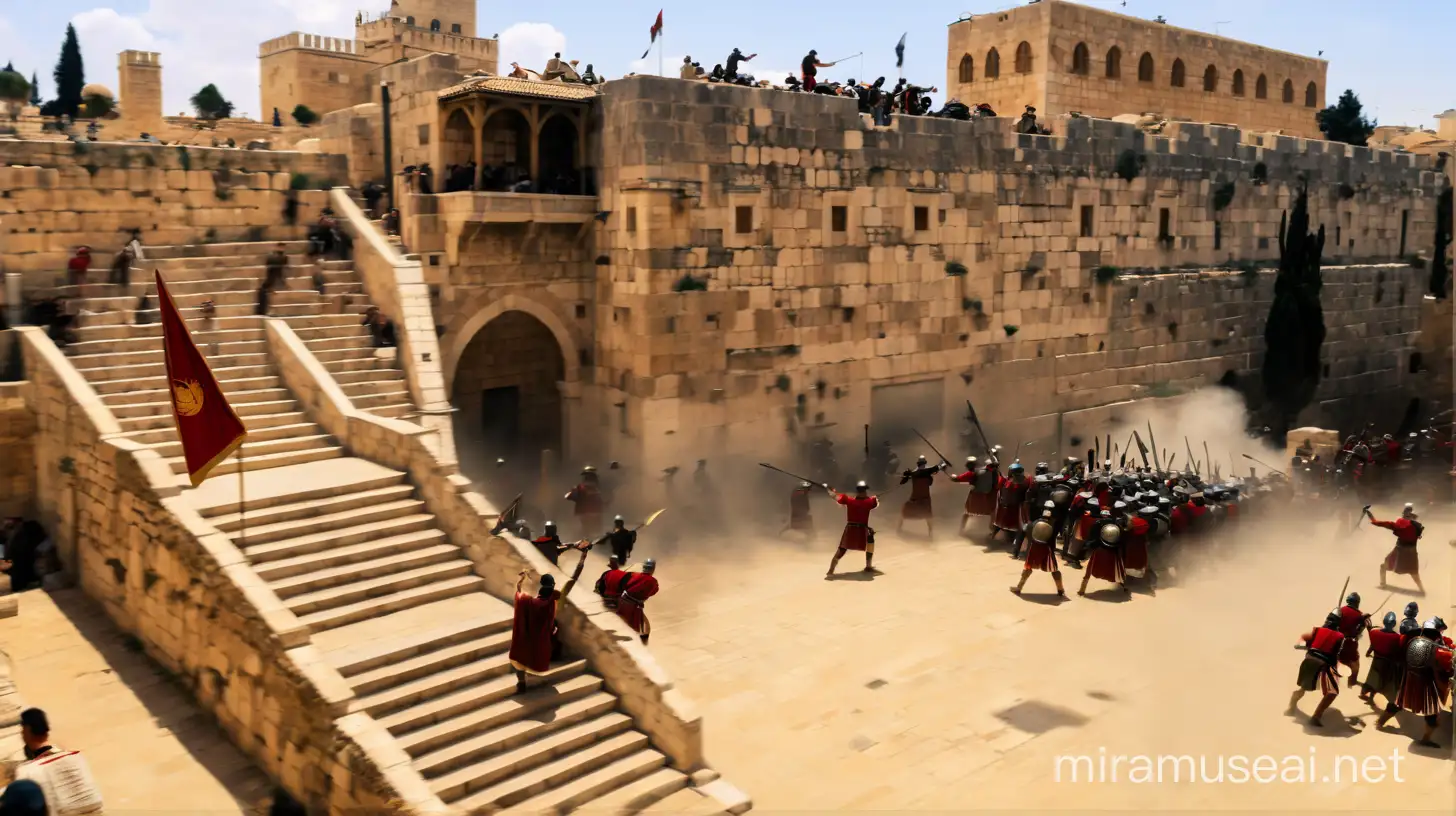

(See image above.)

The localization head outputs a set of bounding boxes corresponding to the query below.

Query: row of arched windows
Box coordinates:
[956,42,1318,107]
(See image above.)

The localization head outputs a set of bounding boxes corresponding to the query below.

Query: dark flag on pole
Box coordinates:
[642,10,664,59]
[490,494,523,536]
[895,33,906,68]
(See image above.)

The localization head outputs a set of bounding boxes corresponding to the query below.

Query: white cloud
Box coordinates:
[498,22,566,75]
[72,8,158,93]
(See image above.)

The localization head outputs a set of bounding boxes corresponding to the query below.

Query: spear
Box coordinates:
[1203,441,1213,481]
[912,428,952,467]
[1147,421,1162,472]
[1132,430,1151,468]
[1185,437,1198,476]
[1240,453,1286,476]
[1336,576,1350,609]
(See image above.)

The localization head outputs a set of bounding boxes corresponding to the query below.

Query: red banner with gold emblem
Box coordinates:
[156,271,247,486]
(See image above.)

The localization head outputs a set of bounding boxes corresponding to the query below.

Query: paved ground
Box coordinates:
[629,501,1455,811]
[0,589,272,814]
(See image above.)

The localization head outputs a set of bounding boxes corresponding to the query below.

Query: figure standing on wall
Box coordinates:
[799,50,836,92]
[272,107,281,127]
[724,48,756,82]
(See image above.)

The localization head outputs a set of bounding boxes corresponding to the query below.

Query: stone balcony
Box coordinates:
[427,191,599,264]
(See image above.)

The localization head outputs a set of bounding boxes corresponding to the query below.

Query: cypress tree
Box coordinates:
[1261,186,1327,445]
[52,23,86,118]
[29,71,41,106]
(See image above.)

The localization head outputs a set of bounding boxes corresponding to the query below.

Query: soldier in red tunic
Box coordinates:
[828,481,879,576]
[1334,593,1371,688]
[1011,501,1066,598]
[897,456,945,537]
[1376,620,1453,746]
[1371,505,1424,594]
[1290,610,1347,726]
[780,481,817,539]
[510,543,590,693]
[565,466,605,539]
[593,554,631,611]
[615,559,659,645]
[950,455,1000,536]
[1122,505,1157,591]
[1360,612,1404,706]
[1078,510,1128,596]
[991,462,1030,545]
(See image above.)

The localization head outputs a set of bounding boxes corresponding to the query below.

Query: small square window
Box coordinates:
[574,303,586,319]
[418,124,430,145]
[735,206,753,234]
[451,23,462,34]
[1079,205,1094,238]
[831,206,847,233]
[1158,208,1171,240]
[1214,221,1222,250]
[626,207,637,233]
[914,206,929,232]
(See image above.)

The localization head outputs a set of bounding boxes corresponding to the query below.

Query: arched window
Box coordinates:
[1105,46,1122,78]
[405,15,415,25]
[1203,64,1218,92]
[1071,42,1090,75]
[1232,69,1245,96]
[430,19,441,32]
[1138,52,1154,82]
[1255,73,1268,99]
[1015,41,1033,73]
[958,54,974,83]
[986,47,1001,79]
[1304,81,1318,108]
[1170,58,1186,87]
[1282,79,1294,103]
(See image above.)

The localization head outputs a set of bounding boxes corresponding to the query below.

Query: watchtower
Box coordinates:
[117,50,164,136]
[393,0,476,38]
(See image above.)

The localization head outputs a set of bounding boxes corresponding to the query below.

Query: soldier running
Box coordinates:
[1335,592,1372,688]
[950,455,999,536]
[599,515,637,564]
[897,456,945,537]
[828,481,879,576]
[1371,504,1425,594]
[991,462,1031,545]
[1375,619,1454,747]
[1360,611,1403,707]
[1079,510,1128,596]
[593,555,631,610]
[565,466,605,539]
[509,542,590,694]
[1290,610,1347,726]
[616,558,660,645]
[780,481,817,539]
[531,521,573,566]
[1011,501,1067,598]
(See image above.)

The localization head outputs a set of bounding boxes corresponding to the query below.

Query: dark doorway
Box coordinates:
[538,115,580,194]
[1399,210,1409,257]
[481,386,521,459]
[480,108,532,190]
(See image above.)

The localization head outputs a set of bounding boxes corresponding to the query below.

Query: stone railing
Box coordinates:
[265,319,709,773]
[15,327,413,815]
[435,191,599,224]
[328,187,456,464]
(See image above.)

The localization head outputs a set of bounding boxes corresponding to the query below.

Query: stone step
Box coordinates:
[196,463,410,519]
[178,444,344,478]
[96,374,283,400]
[252,529,447,582]
[422,705,630,800]
[369,403,416,420]
[333,615,514,679]
[67,326,266,355]
[353,390,413,410]
[233,498,427,546]
[454,734,660,812]
[244,514,439,564]
[166,434,335,475]
[77,283,354,312]
[285,560,476,617]
[296,574,485,633]
[127,420,317,450]
[312,347,386,364]
[117,409,307,442]
[586,768,696,815]
[113,395,294,423]
[348,629,513,696]
[79,300,328,327]
[270,544,464,601]
[212,484,417,533]
[73,312,357,342]
[74,338,268,369]
[143,240,313,260]
[357,645,517,719]
[332,367,406,385]
[80,358,273,383]
[389,668,597,752]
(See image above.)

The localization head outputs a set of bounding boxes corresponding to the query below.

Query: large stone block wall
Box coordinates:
[947,0,1328,139]
[0,140,345,286]
[585,75,1440,476]
[0,382,35,519]
[260,45,375,127]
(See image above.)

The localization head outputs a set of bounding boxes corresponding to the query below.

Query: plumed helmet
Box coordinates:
[1402,503,1415,517]
[1383,611,1398,631]
[1346,592,1360,608]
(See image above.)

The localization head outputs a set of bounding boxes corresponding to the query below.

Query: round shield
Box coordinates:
[1049,485,1074,508]
[1030,519,1056,545]
[1405,636,1437,670]
[1152,515,1171,538]
[1098,522,1122,546]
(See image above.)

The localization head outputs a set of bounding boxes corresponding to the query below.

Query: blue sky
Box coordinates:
[0,0,1450,124]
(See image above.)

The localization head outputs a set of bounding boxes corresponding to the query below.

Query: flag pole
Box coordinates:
[659,29,664,78]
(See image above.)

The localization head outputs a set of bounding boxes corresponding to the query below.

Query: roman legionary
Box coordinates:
[781,481,816,538]
[509,542,590,693]
[991,462,1031,544]
[1400,601,1422,636]
[828,481,879,576]
[1078,510,1128,596]
[593,555,631,610]
[950,455,1000,535]
[1376,619,1454,746]
[897,456,945,537]
[599,515,637,564]
[1360,612,1404,706]
[1011,501,1067,598]
[1336,593,1371,689]
[1122,505,1158,591]
[1371,505,1425,594]
[1291,610,1347,726]
[532,521,573,566]
[565,466,605,538]
[1066,496,1100,569]
[615,559,660,645]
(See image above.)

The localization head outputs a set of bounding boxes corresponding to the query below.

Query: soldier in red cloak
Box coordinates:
[1335,592,1371,688]
[593,554,630,611]
[509,543,590,693]
[1360,612,1404,706]
[897,456,945,537]
[1122,505,1157,592]
[1371,505,1424,594]
[1011,501,1066,598]
[991,462,1030,545]
[1376,619,1453,746]
[1078,510,1128,596]
[1290,610,1347,726]
[615,559,659,645]
[780,481,817,539]
[828,481,879,576]
[950,455,1000,536]
[565,466,605,539]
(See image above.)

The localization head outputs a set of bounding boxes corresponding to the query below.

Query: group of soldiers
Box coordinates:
[1292,427,1454,505]
[1292,591,1452,746]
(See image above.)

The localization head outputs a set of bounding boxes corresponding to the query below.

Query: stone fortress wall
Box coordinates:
[577,76,1442,477]
[947,0,1328,139]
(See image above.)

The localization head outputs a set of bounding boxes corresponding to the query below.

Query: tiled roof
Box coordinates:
[439,76,598,103]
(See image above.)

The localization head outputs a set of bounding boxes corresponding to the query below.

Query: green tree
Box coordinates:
[190,84,234,120]
[1315,89,1376,147]
[52,23,86,118]
[1261,186,1327,444]
[81,93,113,119]
[29,71,41,106]
[0,66,31,123]
[291,103,319,126]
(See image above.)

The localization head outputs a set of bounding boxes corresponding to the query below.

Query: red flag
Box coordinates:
[156,271,247,486]
[642,11,663,59]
